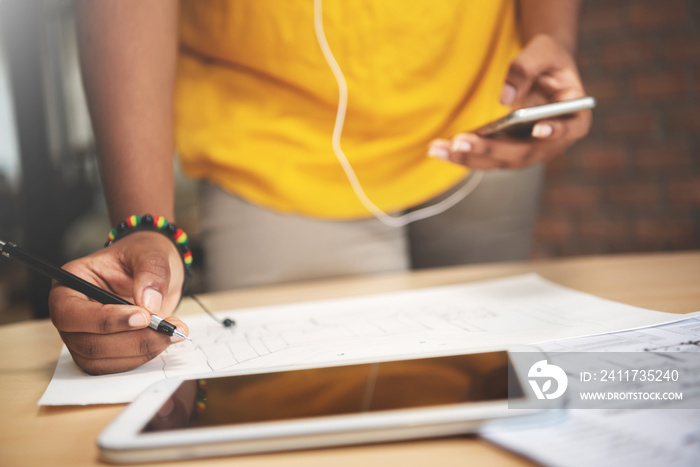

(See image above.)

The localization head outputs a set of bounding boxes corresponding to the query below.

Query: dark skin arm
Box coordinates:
[48,1,186,375]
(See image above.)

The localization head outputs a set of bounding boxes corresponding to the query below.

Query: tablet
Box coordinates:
[98,348,545,463]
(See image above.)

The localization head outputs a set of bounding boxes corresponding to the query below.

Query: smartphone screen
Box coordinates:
[142,351,520,432]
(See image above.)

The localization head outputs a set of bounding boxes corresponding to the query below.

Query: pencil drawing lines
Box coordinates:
[644,340,700,353]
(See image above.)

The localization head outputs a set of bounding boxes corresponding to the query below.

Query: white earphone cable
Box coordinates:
[313,0,483,228]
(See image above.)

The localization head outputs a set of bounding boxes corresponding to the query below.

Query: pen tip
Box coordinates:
[173,330,188,341]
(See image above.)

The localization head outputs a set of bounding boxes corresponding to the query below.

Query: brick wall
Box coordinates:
[533,0,700,257]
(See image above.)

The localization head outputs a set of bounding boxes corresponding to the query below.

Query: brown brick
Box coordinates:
[576,49,603,74]
[575,143,628,173]
[628,0,687,30]
[635,219,694,244]
[601,40,655,69]
[667,180,700,204]
[634,140,695,172]
[661,34,700,63]
[580,6,623,34]
[579,216,628,240]
[534,0,700,258]
[608,183,661,204]
[530,243,555,260]
[632,72,688,100]
[535,217,573,241]
[583,80,623,102]
[545,152,567,174]
[546,185,601,207]
[665,106,700,132]
[604,112,656,135]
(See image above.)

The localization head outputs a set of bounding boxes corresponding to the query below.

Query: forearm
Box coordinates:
[77,0,179,224]
[518,0,582,53]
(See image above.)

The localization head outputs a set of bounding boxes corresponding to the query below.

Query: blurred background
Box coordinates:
[0,0,698,324]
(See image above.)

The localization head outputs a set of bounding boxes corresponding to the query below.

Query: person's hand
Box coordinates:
[48,231,188,375]
[429,34,592,169]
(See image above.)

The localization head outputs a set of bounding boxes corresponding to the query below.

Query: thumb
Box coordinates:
[131,249,172,314]
[500,36,560,107]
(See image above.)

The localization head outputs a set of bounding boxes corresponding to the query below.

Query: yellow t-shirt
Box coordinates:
[176,0,521,219]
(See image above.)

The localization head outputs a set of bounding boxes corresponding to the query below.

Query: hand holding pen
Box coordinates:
[2,232,189,375]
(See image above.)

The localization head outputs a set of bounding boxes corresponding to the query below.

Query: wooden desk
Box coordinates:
[1,251,698,467]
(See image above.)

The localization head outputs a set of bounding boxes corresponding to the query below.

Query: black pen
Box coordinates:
[0,239,187,340]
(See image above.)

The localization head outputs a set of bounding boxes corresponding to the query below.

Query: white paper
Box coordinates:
[38,274,687,406]
[482,314,700,467]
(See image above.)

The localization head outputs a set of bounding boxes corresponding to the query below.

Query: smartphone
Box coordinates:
[98,348,546,463]
[475,96,596,138]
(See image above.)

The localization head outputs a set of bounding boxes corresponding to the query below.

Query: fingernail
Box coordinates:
[451,140,472,153]
[128,312,149,328]
[532,123,553,138]
[143,287,163,313]
[428,146,450,159]
[500,84,516,106]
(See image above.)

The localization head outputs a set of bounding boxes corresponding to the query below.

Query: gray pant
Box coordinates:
[199,164,543,291]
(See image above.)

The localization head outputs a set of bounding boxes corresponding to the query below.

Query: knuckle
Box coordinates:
[458,152,469,166]
[139,336,162,363]
[98,312,112,334]
[49,307,65,330]
[556,122,569,139]
[508,59,533,80]
[478,144,492,158]
[67,350,103,375]
[141,255,170,278]
[72,335,100,359]
[521,152,537,166]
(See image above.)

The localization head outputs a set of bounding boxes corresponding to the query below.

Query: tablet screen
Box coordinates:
[143,351,519,432]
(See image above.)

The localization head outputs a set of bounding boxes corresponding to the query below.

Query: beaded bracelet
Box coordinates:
[104,214,193,279]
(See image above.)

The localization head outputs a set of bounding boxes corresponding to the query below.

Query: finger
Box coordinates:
[536,71,586,102]
[70,352,168,376]
[453,133,544,169]
[444,134,495,169]
[121,233,179,313]
[472,137,538,168]
[430,136,497,169]
[50,293,151,334]
[501,36,582,107]
[531,110,592,141]
[132,253,170,313]
[49,279,151,334]
[501,52,542,106]
[427,138,451,160]
[61,316,187,361]
[532,121,556,139]
[165,315,189,338]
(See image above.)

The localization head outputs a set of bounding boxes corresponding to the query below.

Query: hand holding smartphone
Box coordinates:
[475,96,596,138]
